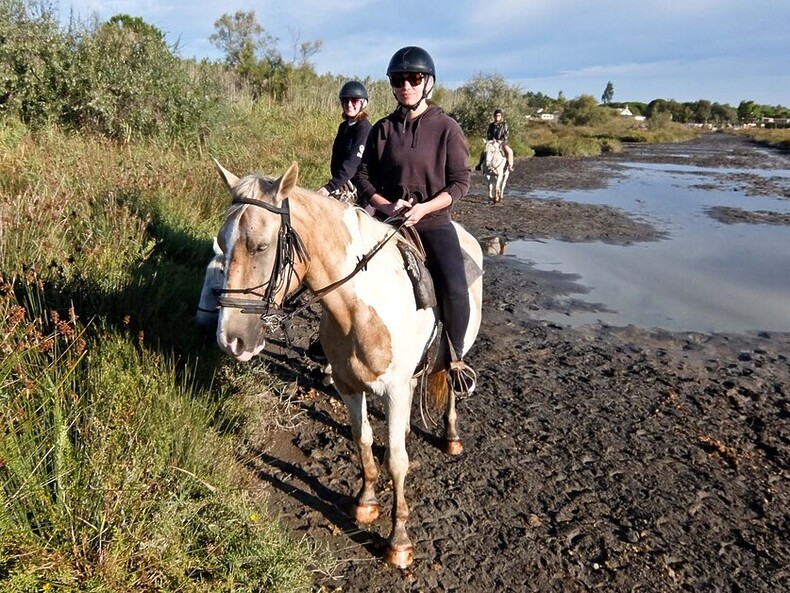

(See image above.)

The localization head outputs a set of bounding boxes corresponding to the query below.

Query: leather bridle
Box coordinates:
[213,195,406,324]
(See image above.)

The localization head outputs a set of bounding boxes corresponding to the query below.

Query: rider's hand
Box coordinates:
[378,199,413,219]
[317,187,330,196]
[403,201,429,227]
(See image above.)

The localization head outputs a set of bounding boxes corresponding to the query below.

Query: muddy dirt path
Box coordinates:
[244,133,789,592]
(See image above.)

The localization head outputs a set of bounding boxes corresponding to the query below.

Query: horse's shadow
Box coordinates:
[247,451,390,558]
[259,335,445,448]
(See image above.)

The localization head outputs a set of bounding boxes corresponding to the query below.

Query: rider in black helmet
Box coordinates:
[317,80,373,198]
[355,46,477,395]
[474,108,514,172]
[309,80,374,364]
[386,46,436,111]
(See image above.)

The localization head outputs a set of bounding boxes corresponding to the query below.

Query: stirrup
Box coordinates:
[449,360,477,397]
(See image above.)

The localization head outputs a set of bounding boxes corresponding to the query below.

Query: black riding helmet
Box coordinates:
[386,46,436,77]
[494,108,503,116]
[387,46,435,111]
[339,80,368,101]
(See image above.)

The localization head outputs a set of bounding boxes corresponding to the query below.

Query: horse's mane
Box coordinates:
[231,174,396,250]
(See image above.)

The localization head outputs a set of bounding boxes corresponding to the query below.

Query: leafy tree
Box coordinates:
[666,100,693,123]
[561,94,611,126]
[0,0,71,127]
[693,99,712,123]
[645,98,670,119]
[288,29,323,68]
[209,11,321,101]
[452,72,523,137]
[209,10,277,69]
[63,13,222,140]
[711,102,738,125]
[737,100,762,121]
[601,81,614,105]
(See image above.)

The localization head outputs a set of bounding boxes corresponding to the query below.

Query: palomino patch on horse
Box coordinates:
[202,160,483,568]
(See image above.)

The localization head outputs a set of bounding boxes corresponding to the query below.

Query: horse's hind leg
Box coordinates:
[442,390,463,455]
[383,384,414,568]
[339,392,380,524]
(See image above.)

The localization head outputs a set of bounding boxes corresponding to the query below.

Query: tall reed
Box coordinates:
[1,104,339,590]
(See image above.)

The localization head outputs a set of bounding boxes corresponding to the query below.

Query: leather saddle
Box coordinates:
[394,226,482,311]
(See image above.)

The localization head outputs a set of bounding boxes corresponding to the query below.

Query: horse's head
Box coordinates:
[195,237,223,331]
[213,160,307,361]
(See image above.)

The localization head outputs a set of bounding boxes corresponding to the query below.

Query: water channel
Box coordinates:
[507,158,790,334]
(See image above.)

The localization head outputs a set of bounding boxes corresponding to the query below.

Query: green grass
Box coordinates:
[523,119,699,157]
[0,286,314,591]
[729,127,790,150]
[0,105,334,590]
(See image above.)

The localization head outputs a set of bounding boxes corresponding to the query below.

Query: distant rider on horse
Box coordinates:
[475,108,514,172]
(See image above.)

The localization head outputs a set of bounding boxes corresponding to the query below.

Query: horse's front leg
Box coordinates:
[339,392,380,523]
[383,384,414,568]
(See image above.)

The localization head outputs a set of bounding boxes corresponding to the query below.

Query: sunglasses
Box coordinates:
[341,97,362,105]
[389,72,425,88]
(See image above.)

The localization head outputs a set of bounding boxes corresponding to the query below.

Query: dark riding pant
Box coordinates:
[418,224,470,360]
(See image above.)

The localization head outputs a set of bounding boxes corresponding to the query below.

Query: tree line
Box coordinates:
[1,1,785,144]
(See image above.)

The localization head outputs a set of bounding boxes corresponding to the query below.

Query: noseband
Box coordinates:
[213,196,310,319]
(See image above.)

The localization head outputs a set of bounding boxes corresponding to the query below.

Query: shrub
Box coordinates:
[0,0,71,128]
[0,2,226,144]
[65,16,224,143]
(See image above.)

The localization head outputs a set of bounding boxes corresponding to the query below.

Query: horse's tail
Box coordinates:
[426,369,450,412]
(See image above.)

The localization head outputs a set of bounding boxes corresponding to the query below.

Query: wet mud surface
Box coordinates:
[245,133,789,592]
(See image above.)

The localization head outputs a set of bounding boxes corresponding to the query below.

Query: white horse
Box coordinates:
[484,139,510,203]
[204,160,483,568]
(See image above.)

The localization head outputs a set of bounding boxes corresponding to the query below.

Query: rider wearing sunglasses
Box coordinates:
[354,46,476,395]
[317,80,373,198]
[309,81,374,364]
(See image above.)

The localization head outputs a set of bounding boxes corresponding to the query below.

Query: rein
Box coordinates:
[214,194,407,324]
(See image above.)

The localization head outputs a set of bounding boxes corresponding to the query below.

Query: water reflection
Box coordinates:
[508,159,790,334]
[479,235,507,255]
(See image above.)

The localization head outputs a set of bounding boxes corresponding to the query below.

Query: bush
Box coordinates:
[451,73,526,139]
[561,95,613,126]
[0,3,226,143]
[0,0,71,128]
[65,16,225,143]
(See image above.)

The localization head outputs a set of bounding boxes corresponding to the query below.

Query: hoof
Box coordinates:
[384,545,414,569]
[442,439,464,456]
[354,503,380,524]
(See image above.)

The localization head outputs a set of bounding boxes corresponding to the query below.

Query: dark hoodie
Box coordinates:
[324,115,373,193]
[354,105,470,230]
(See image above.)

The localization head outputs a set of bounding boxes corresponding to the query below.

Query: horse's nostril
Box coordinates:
[230,338,245,355]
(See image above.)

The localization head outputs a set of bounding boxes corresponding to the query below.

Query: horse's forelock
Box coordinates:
[232,175,269,202]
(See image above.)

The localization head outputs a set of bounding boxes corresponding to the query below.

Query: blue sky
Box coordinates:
[59,0,789,106]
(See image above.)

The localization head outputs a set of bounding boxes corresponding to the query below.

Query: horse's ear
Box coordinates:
[277,161,299,200]
[213,158,239,190]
